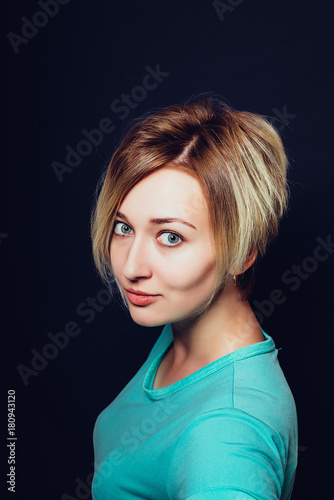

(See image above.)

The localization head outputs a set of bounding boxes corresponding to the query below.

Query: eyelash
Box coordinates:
[112,221,184,247]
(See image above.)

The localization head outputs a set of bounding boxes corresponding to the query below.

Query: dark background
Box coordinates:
[2,0,333,499]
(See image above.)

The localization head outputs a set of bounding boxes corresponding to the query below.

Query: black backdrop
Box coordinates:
[3,1,334,499]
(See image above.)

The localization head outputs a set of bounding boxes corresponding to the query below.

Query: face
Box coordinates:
[110,167,217,327]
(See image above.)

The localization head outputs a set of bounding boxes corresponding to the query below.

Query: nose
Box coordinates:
[123,235,152,282]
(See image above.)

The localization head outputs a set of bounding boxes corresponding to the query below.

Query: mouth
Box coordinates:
[125,288,161,307]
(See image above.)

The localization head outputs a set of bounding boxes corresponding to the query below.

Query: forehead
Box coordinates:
[120,168,208,222]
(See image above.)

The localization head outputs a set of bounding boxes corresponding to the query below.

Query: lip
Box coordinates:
[125,288,161,307]
[126,288,159,296]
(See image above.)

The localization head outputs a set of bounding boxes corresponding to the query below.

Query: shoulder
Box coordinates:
[232,343,297,436]
[167,407,296,499]
[166,340,298,499]
[171,407,287,457]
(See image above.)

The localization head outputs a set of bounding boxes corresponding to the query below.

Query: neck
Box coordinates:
[170,281,263,367]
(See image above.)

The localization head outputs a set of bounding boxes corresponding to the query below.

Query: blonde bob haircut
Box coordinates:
[91,97,289,313]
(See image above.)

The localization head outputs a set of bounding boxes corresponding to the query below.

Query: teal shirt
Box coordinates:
[92,324,298,499]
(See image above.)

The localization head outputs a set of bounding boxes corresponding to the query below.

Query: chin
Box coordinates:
[128,308,169,328]
[132,317,167,328]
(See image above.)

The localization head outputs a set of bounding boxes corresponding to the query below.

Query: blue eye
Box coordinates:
[158,232,182,247]
[113,221,183,248]
[114,222,133,235]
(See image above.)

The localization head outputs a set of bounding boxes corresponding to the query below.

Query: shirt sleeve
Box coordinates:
[167,408,287,500]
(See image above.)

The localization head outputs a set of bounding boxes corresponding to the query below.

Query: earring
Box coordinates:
[234,267,244,286]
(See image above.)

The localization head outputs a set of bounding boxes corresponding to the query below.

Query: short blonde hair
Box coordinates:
[91,98,289,309]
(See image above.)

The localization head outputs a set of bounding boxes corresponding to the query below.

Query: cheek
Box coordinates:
[162,249,216,295]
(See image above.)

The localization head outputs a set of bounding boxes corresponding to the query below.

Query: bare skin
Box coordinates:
[109,167,264,390]
[153,271,263,389]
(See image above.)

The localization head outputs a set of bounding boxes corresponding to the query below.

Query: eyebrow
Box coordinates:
[116,211,197,230]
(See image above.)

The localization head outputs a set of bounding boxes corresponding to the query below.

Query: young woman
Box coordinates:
[90,98,298,499]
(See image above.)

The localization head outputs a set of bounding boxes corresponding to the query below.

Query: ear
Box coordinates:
[235,247,258,275]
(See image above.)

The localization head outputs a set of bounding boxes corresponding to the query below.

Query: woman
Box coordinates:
[90,98,298,499]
